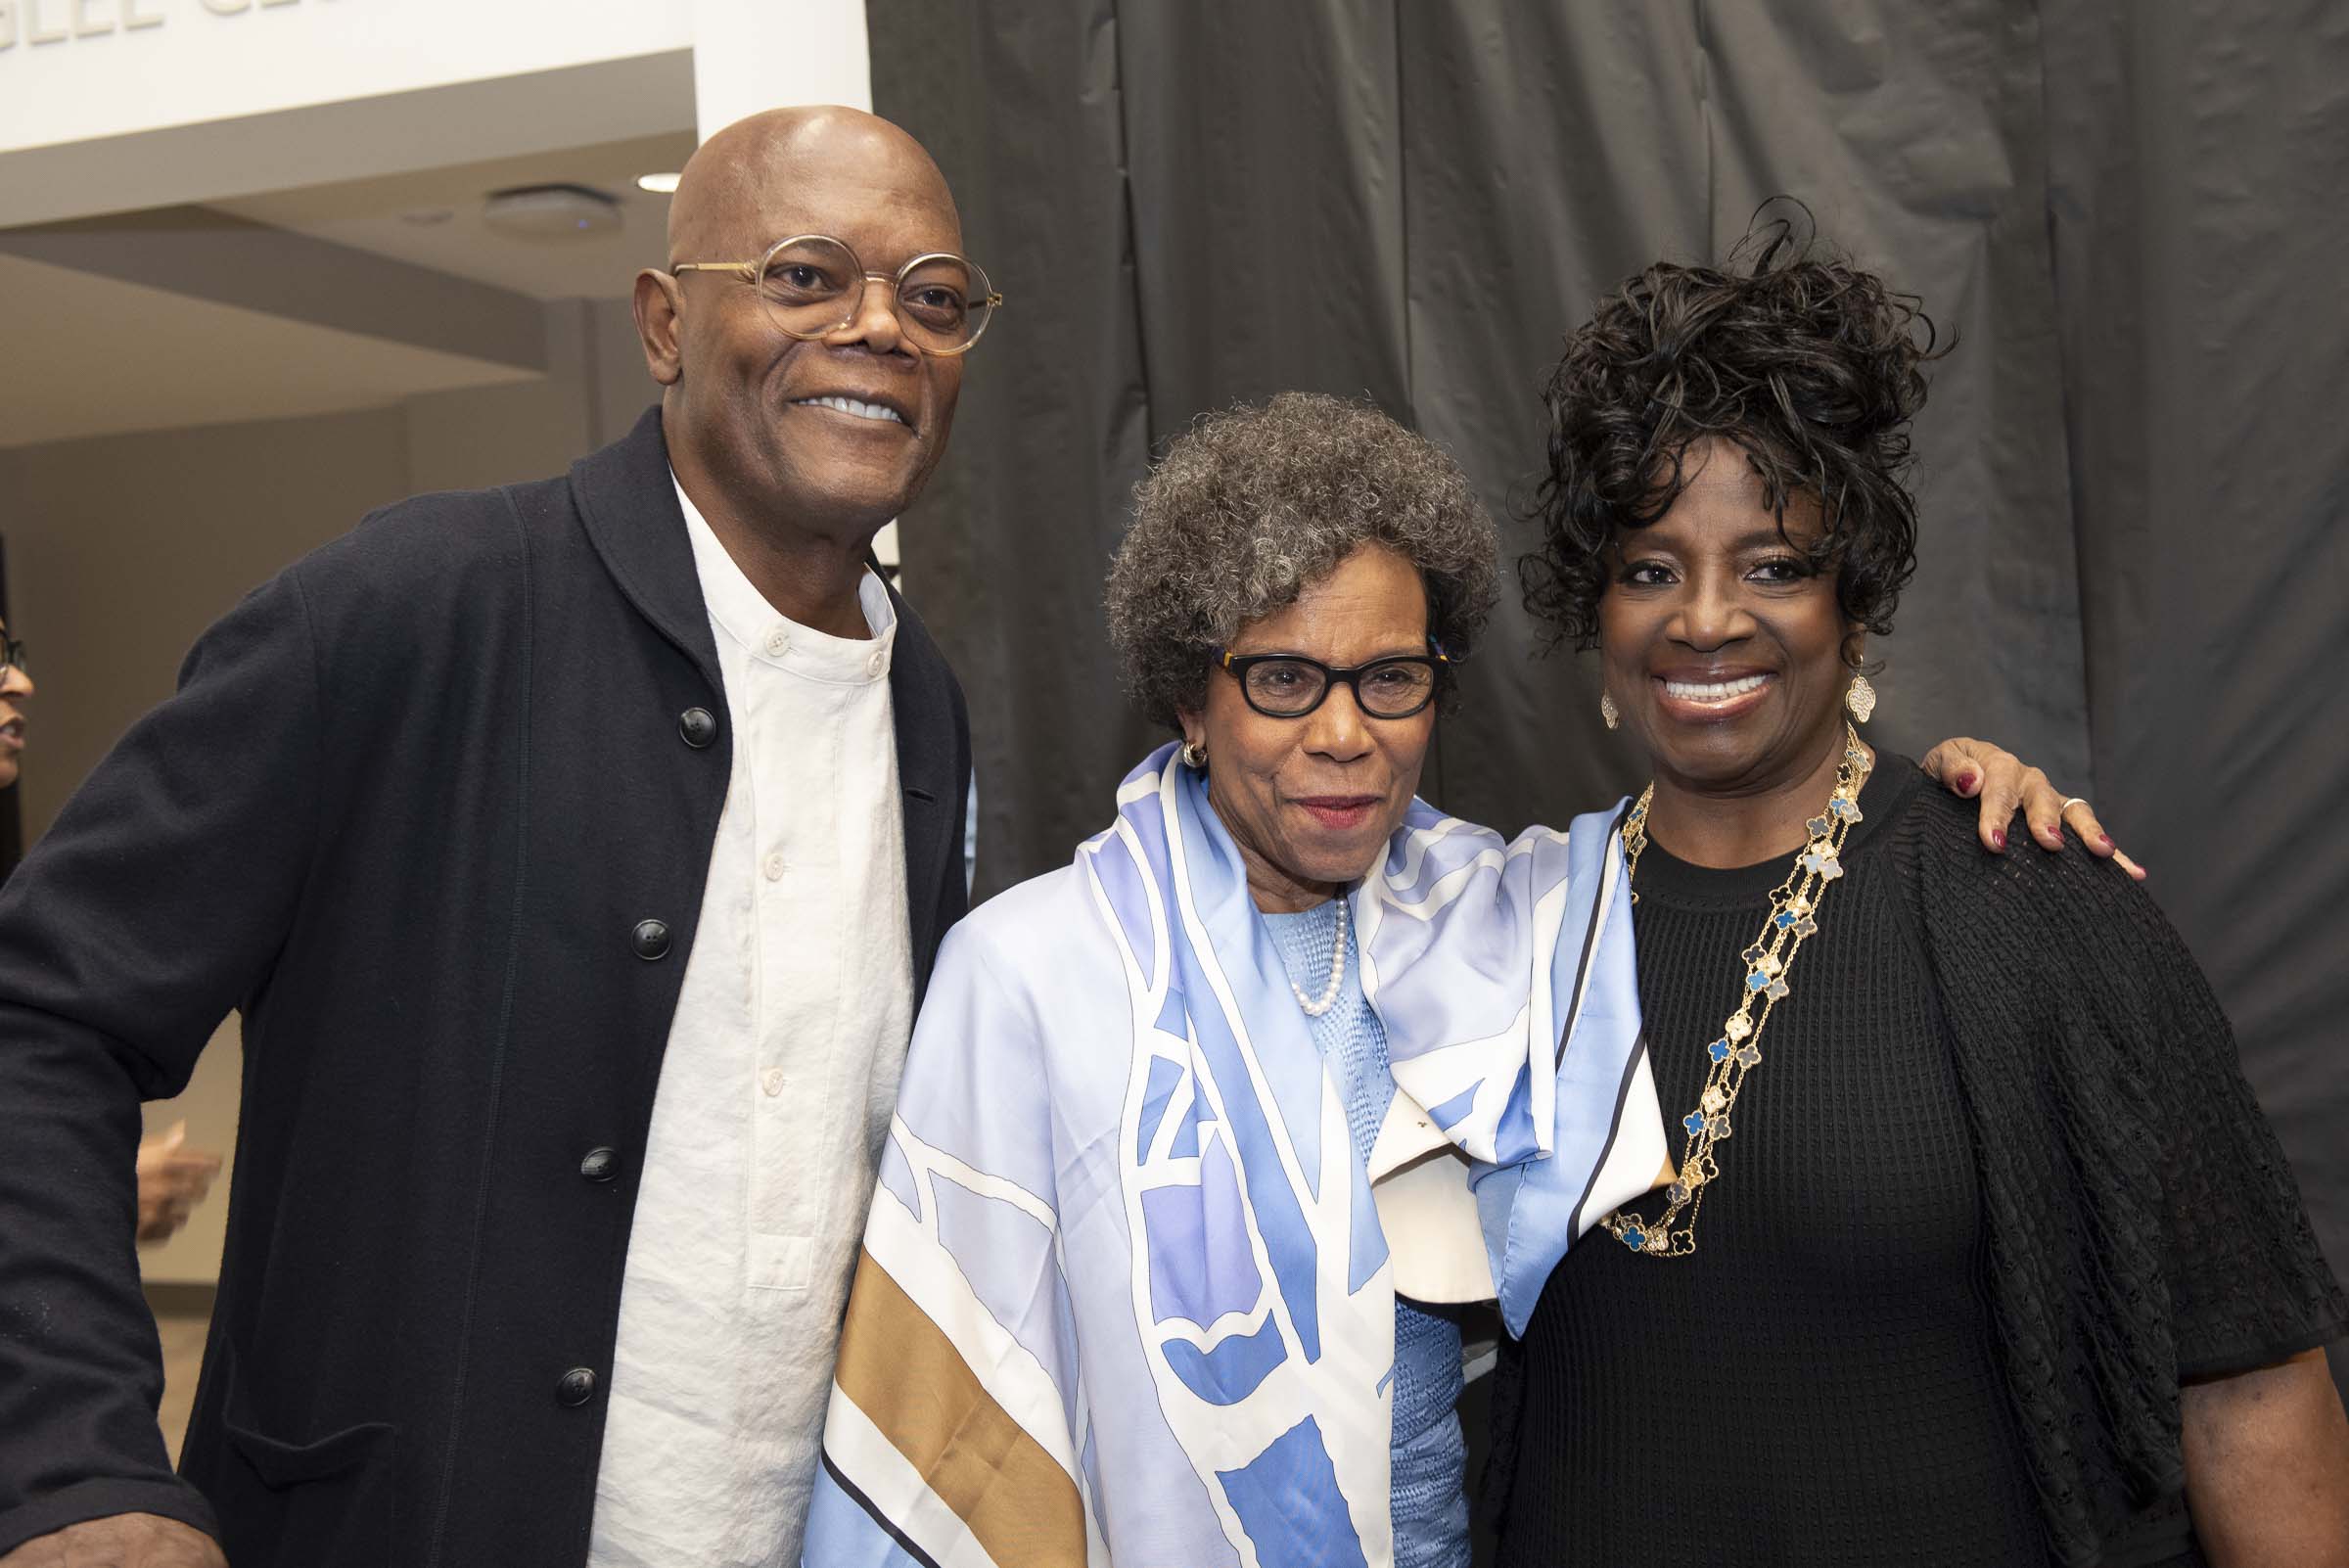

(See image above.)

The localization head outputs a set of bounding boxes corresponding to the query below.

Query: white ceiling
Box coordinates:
[0,253,537,450]
[214,131,697,301]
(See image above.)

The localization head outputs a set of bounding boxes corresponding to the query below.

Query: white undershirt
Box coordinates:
[587,480,915,1567]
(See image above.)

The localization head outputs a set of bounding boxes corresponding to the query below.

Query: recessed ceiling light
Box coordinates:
[636,172,681,195]
[482,183,623,242]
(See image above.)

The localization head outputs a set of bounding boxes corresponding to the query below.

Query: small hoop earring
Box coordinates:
[1599,692,1620,731]
[1846,674,1878,723]
[1180,739,1208,768]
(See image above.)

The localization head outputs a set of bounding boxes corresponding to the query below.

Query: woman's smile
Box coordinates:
[1291,793,1382,830]
[1651,667,1776,724]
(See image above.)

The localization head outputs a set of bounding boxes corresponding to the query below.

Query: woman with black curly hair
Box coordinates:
[1492,232,2349,1567]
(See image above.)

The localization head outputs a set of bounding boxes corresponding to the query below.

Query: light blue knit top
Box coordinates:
[1265,899,1470,1568]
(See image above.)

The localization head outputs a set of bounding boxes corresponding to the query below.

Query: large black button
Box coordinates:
[631,919,671,960]
[579,1147,618,1183]
[557,1366,597,1407]
[678,708,718,749]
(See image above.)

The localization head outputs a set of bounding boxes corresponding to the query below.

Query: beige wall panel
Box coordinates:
[1,406,411,841]
[402,300,594,496]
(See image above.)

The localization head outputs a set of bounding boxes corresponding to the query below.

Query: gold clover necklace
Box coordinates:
[1602,724,1872,1258]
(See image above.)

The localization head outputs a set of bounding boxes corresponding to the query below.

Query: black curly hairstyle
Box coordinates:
[1519,214,1945,658]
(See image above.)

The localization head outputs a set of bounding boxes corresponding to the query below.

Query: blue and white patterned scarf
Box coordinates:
[806,744,1664,1567]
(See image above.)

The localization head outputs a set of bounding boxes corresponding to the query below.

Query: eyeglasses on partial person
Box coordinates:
[1216,644,1450,720]
[668,235,1002,355]
[0,633,24,679]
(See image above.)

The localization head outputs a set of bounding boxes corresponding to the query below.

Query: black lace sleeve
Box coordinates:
[1914,793,2346,1378]
[1901,790,2347,1563]
[2133,907,2349,1378]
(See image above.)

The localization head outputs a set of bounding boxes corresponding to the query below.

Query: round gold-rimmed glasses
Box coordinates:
[670,235,1001,355]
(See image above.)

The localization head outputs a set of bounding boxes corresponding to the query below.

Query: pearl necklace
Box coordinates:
[1603,724,1871,1258]
[1293,898,1351,1016]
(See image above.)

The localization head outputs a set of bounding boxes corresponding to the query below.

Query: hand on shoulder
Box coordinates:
[1918,735,2146,880]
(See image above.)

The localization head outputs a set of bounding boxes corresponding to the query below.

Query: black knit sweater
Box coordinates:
[1490,758,2347,1567]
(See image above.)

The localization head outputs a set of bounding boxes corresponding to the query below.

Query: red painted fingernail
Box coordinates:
[2097,833,2113,850]
[1958,771,1979,794]
[1991,828,2006,850]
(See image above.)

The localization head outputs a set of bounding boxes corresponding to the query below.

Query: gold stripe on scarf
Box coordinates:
[834,1249,1087,1566]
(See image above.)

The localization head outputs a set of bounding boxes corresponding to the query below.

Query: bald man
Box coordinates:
[0,109,978,1568]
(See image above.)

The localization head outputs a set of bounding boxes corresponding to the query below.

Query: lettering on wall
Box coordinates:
[0,0,327,52]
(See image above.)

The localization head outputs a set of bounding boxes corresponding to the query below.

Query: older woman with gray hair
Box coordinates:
[805,393,2091,1568]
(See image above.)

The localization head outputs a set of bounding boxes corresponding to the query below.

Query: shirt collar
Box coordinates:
[672,472,898,684]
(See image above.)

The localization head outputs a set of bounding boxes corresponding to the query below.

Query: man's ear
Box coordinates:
[633,269,686,389]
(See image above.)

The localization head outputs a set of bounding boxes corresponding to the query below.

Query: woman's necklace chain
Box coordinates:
[1601,724,1871,1258]
[1294,898,1350,1016]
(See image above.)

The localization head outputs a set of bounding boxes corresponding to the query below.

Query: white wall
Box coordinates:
[1,0,876,228]
[0,0,692,154]
[690,0,871,133]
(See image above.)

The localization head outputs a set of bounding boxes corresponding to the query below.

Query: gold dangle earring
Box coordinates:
[1846,674,1877,723]
[1600,692,1620,731]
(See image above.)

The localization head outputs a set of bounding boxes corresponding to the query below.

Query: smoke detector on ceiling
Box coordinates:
[482,183,623,242]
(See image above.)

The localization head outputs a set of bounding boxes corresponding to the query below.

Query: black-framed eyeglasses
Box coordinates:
[0,634,23,678]
[1216,644,1449,720]
[668,234,1002,356]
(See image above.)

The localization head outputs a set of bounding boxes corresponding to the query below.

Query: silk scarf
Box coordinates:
[806,744,1663,1567]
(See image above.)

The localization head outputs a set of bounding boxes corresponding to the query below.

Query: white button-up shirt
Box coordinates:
[587,480,915,1567]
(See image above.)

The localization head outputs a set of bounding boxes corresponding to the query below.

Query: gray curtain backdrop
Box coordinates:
[871,0,2349,1396]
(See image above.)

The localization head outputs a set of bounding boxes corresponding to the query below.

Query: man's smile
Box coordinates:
[790,393,912,431]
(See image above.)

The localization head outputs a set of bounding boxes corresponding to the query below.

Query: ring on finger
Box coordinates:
[2058,796,2089,816]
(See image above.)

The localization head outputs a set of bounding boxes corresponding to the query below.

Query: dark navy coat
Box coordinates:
[0,406,971,1568]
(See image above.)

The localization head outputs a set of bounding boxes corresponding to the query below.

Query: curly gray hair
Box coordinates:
[1105,392,1499,730]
